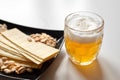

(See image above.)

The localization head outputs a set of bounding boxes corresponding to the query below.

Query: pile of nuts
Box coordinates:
[0,57,32,74]
[29,33,57,47]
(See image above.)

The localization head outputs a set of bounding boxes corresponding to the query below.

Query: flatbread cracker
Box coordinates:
[0,35,42,64]
[2,28,59,62]
[0,35,25,58]
[0,48,26,61]
[1,30,43,64]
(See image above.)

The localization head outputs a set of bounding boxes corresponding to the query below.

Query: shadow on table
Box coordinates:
[71,59,104,80]
[40,50,65,80]
[69,57,120,80]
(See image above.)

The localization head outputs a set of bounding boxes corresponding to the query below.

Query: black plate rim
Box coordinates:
[0,19,63,31]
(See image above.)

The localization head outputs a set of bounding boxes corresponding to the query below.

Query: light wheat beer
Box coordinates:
[64,12,104,65]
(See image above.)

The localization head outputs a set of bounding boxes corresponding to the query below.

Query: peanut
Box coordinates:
[29,33,57,47]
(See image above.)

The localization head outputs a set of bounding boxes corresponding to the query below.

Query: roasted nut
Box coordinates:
[4,69,13,74]
[7,64,16,69]
[4,60,15,65]
[34,37,40,42]
[15,66,26,74]
[1,57,8,61]
[0,24,7,33]
[27,37,33,42]
[40,38,47,43]
[26,67,32,72]
[1,65,7,70]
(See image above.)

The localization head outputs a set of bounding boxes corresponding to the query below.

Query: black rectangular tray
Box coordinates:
[0,19,64,80]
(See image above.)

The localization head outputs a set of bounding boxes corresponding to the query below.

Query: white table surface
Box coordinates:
[0,0,120,80]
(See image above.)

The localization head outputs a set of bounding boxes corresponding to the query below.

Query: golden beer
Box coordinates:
[64,11,104,65]
[65,36,102,65]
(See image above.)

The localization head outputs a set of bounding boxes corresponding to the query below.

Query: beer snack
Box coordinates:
[0,56,42,74]
[0,25,59,74]
[29,33,56,47]
[0,36,29,61]
[0,24,7,33]
[2,28,59,63]
[0,21,63,79]
[0,35,43,64]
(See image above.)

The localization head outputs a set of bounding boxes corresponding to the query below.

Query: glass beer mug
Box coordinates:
[64,11,104,65]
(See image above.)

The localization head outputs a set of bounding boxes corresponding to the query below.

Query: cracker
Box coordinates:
[0,34,42,64]
[2,28,59,62]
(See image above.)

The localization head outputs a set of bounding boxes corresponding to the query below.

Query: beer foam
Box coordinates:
[67,16,102,43]
[68,31,101,43]
[68,16,99,31]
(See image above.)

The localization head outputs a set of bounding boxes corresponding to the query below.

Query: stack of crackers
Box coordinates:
[0,28,59,69]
